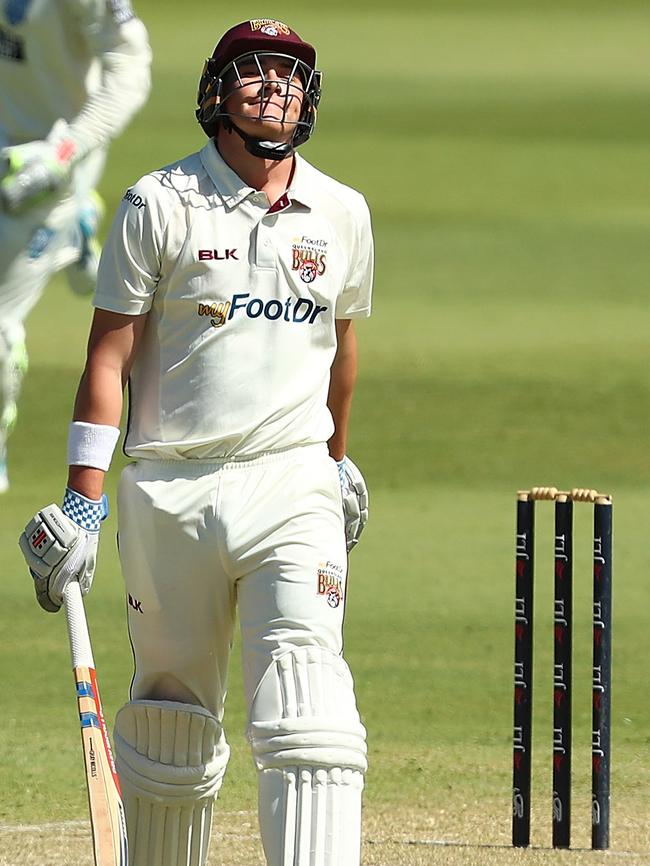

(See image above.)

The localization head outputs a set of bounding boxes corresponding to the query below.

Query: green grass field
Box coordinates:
[2,2,650,864]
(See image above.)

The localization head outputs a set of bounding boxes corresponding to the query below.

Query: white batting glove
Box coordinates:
[19,488,108,613]
[336,456,369,553]
[0,120,78,213]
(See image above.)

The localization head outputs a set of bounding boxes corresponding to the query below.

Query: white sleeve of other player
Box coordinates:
[335,194,374,320]
[94,176,163,315]
[67,0,152,158]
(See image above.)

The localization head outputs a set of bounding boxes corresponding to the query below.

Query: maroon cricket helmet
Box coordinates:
[209,19,316,76]
[196,19,322,160]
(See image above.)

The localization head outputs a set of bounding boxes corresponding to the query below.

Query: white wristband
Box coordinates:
[67,421,120,472]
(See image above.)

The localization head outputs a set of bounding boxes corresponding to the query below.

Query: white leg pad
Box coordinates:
[247,646,367,866]
[114,700,229,866]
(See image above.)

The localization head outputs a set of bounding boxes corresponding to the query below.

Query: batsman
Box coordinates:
[20,18,374,866]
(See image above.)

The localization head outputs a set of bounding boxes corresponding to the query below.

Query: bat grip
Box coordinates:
[64,581,95,669]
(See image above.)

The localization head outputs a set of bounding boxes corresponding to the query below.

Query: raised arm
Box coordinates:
[1,10,151,212]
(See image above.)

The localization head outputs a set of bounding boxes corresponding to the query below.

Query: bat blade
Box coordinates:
[65,583,128,866]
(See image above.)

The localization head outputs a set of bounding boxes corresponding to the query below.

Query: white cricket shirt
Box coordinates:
[95,141,374,459]
[0,0,150,151]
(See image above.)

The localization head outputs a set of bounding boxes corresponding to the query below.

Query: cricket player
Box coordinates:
[0,0,152,493]
[20,18,372,866]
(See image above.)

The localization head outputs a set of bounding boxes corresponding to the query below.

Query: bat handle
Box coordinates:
[64,581,95,669]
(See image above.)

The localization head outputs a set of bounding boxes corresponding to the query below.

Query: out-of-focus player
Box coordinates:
[19,18,372,866]
[0,0,152,492]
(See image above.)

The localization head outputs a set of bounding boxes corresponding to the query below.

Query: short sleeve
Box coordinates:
[335,194,374,319]
[93,179,163,315]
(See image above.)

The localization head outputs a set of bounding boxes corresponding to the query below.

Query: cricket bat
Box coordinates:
[64,581,128,866]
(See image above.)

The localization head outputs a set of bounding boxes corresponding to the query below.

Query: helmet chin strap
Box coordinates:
[227,117,294,161]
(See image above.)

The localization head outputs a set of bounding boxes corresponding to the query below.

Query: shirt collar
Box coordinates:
[199,141,254,209]
[199,141,317,211]
[285,155,317,209]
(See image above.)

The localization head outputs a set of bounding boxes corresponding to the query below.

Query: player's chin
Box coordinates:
[240,116,298,141]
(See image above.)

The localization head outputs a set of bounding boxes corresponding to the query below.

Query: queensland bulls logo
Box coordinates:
[291,236,328,283]
[317,561,344,609]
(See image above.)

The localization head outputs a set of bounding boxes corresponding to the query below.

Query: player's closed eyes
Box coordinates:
[238,60,300,82]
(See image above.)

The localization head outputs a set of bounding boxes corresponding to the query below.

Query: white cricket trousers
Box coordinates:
[117,443,350,715]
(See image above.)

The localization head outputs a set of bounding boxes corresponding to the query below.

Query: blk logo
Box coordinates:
[198,249,239,261]
[128,594,143,613]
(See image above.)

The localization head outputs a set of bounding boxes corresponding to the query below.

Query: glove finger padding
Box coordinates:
[0,120,76,213]
[19,504,97,612]
[338,457,369,553]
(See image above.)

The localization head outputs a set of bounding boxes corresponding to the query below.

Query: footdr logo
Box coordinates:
[197,293,328,328]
